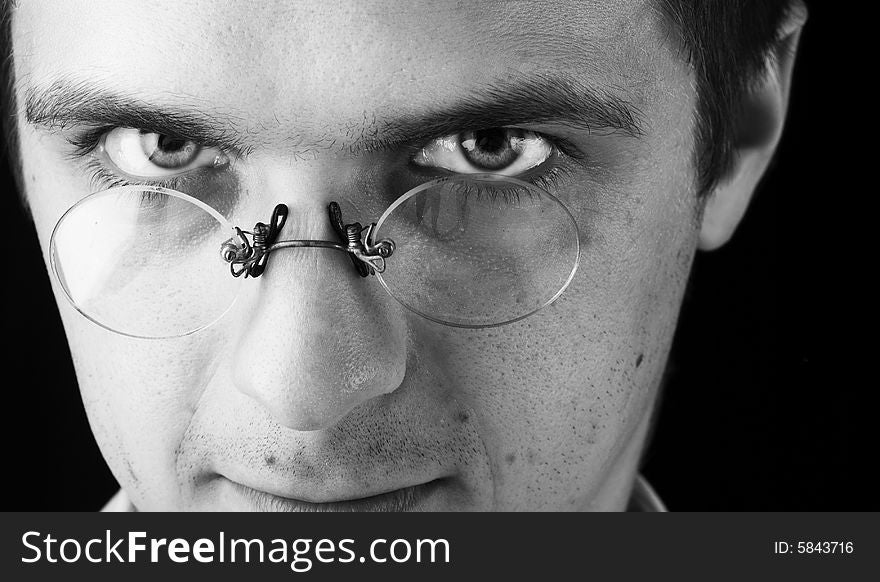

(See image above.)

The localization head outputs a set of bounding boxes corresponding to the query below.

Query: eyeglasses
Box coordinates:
[49,174,581,338]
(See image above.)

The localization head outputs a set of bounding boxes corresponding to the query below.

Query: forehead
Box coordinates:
[13,0,669,135]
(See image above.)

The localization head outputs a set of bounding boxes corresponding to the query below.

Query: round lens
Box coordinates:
[49,186,241,338]
[372,174,580,327]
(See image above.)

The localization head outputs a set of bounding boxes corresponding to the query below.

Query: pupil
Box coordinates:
[141,132,200,169]
[461,128,520,171]
[157,135,188,153]
[474,129,507,153]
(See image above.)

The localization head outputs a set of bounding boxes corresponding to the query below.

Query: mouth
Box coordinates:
[222,477,446,512]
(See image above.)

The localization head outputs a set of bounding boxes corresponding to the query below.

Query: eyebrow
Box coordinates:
[24,72,645,157]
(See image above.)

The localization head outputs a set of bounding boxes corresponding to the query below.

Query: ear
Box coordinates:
[698,4,808,250]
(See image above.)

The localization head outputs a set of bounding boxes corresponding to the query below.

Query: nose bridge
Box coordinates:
[276,198,338,242]
[231,183,406,431]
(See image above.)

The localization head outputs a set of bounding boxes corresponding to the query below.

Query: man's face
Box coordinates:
[13,0,700,510]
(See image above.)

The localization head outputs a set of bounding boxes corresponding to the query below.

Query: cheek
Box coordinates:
[62,319,230,509]
[17,126,234,508]
[427,190,698,510]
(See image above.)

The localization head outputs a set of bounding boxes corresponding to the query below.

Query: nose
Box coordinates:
[231,203,407,431]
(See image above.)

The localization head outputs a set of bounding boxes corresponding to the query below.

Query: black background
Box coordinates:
[0,4,858,511]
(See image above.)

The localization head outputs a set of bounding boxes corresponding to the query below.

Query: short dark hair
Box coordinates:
[656,0,799,194]
[0,0,797,198]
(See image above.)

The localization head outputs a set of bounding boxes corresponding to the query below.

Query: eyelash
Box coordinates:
[438,166,574,207]
[457,165,573,203]
[70,127,577,196]
[82,157,187,192]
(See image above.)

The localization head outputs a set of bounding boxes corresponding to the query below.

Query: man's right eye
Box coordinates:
[100,128,227,178]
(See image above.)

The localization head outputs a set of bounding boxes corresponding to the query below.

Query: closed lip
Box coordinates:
[223,476,444,512]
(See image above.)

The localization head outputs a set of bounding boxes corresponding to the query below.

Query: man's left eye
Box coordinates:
[100,128,226,178]
[412,128,553,175]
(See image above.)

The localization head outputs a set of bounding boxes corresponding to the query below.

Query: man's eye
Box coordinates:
[100,128,226,178]
[412,128,553,175]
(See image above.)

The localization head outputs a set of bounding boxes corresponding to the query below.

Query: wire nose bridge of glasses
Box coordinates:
[221,202,396,279]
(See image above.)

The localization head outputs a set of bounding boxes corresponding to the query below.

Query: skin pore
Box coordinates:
[13,0,705,511]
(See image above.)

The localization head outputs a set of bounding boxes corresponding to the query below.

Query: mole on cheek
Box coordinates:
[264,454,276,466]
[455,410,470,424]
[504,453,516,466]
[526,449,538,465]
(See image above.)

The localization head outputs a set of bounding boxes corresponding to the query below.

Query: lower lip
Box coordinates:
[225,478,444,512]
